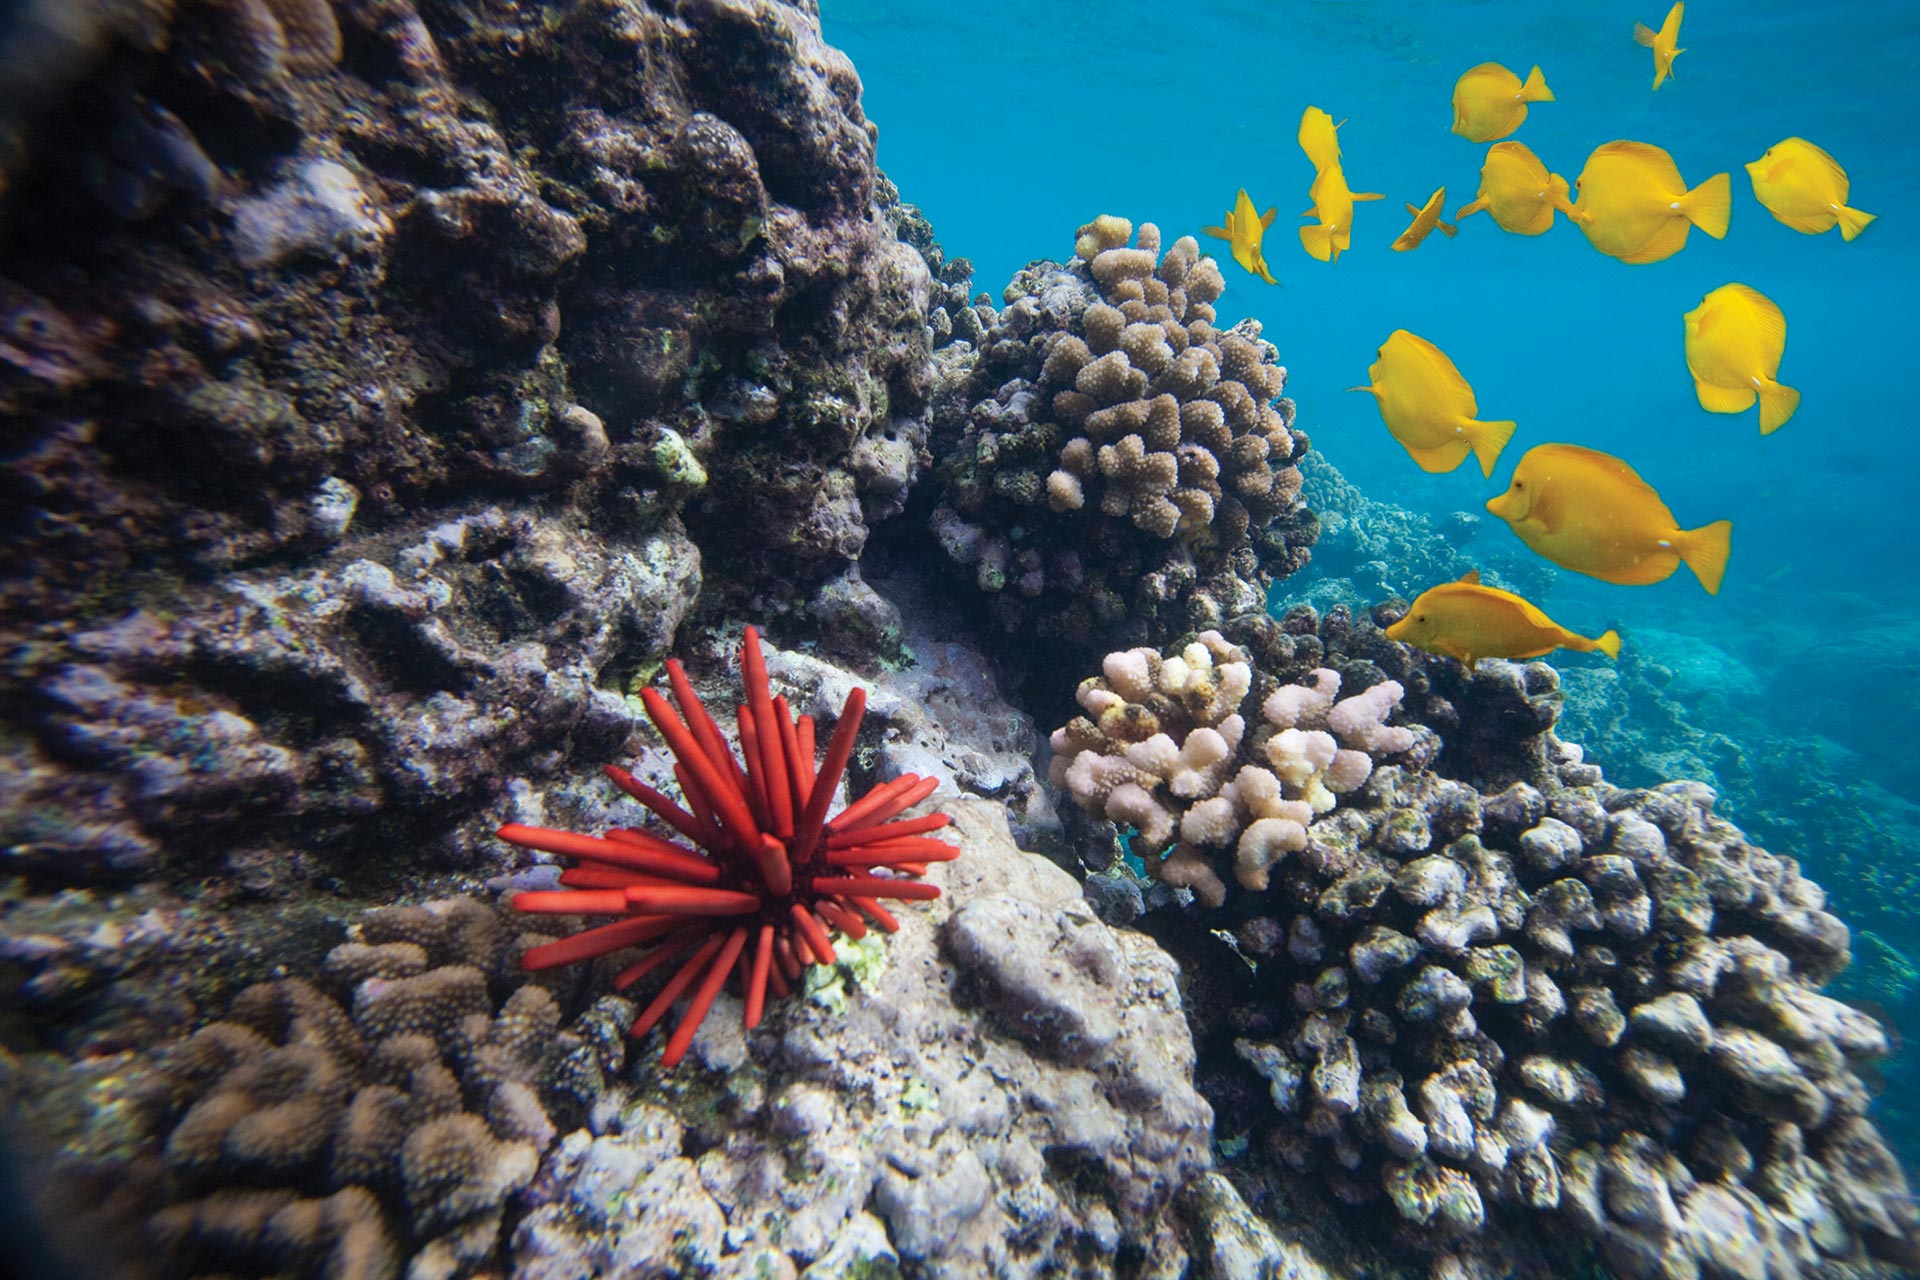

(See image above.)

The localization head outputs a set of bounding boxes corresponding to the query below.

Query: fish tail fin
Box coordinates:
[1757,378,1801,434]
[1522,65,1554,102]
[1633,20,1657,46]
[1437,218,1458,238]
[1405,202,1422,216]
[1467,418,1518,478]
[1549,174,1576,216]
[1835,203,1877,241]
[1353,191,1387,202]
[1299,223,1334,261]
[1593,630,1622,661]
[1455,197,1489,221]
[1675,519,1733,595]
[1683,172,1732,238]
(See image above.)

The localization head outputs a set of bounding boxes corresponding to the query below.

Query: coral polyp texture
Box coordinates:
[929,215,1317,658]
[498,627,953,1066]
[1056,608,1920,1279]
[1050,630,1424,909]
[142,897,625,1280]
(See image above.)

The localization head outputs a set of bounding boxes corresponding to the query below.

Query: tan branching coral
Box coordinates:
[1050,634,1416,906]
[931,215,1318,654]
[146,898,624,1279]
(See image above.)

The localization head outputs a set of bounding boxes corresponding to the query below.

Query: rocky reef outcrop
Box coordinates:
[923,214,1318,672]
[1054,605,1920,1279]
[0,0,937,893]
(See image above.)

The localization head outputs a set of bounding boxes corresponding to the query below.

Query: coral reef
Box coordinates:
[498,626,954,1067]
[511,799,1217,1278]
[925,214,1317,664]
[1055,607,1920,1279]
[141,897,625,1280]
[1,0,940,895]
[1287,450,1556,616]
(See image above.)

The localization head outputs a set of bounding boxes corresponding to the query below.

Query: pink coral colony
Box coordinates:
[497,627,953,1066]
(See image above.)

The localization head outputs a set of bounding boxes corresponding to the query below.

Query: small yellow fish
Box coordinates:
[1386,571,1620,668]
[1299,162,1385,263]
[1567,140,1729,263]
[1632,3,1685,90]
[1746,137,1876,241]
[1201,188,1280,284]
[1683,283,1800,434]
[1299,106,1345,173]
[1486,443,1733,594]
[1348,330,1516,477]
[1451,63,1554,143]
[1392,188,1457,251]
[1454,142,1575,236]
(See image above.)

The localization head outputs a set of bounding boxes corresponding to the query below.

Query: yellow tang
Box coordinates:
[1568,140,1730,263]
[1747,137,1876,241]
[1451,62,1553,143]
[1299,106,1345,174]
[1633,2,1685,90]
[1486,443,1733,594]
[1386,571,1621,668]
[1299,161,1385,263]
[1201,188,1280,284]
[1348,329,1516,477]
[1684,283,1800,434]
[1455,142,1575,236]
[1392,188,1458,251]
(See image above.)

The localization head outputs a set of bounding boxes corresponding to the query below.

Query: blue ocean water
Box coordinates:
[825,0,1920,1140]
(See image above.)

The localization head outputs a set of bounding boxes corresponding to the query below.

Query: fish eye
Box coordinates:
[1512,480,1524,489]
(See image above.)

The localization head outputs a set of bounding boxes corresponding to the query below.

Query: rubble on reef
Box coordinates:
[1055,604,1920,1279]
[925,214,1318,666]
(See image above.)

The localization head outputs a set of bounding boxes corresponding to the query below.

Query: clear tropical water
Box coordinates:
[825,0,1920,1147]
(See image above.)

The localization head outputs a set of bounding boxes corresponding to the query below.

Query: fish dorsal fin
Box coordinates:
[1458,569,1482,585]
[1723,283,1788,353]
[1633,21,1657,46]
[1260,206,1277,229]
[1406,202,1423,217]
[1596,140,1685,192]
[1545,442,1648,486]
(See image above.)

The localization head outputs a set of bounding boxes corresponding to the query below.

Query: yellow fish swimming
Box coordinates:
[1299,106,1345,173]
[1568,140,1730,263]
[1386,571,1621,668]
[1201,188,1280,284]
[1486,443,1733,594]
[1632,3,1685,90]
[1746,137,1876,241]
[1392,188,1457,251]
[1348,330,1516,477]
[1300,163,1384,263]
[1451,63,1553,143]
[1683,283,1800,434]
[1454,142,1575,236]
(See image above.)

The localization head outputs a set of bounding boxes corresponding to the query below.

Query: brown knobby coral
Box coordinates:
[499,627,954,1066]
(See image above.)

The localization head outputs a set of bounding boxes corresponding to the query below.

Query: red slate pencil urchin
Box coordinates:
[496,626,954,1067]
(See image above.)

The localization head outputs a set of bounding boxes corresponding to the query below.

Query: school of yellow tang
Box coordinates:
[1193,9,1875,669]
